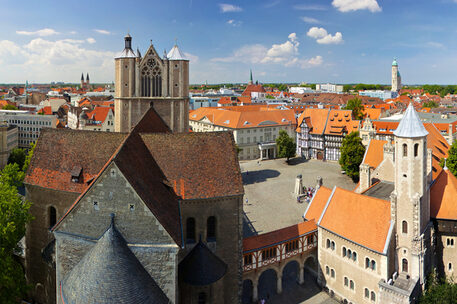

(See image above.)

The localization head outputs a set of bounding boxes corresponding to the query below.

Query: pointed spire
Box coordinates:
[393,103,428,138]
[137,47,142,58]
[163,49,167,60]
[249,69,253,85]
[86,73,89,82]
[81,73,84,81]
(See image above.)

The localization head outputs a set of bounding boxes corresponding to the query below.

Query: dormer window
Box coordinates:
[71,165,82,183]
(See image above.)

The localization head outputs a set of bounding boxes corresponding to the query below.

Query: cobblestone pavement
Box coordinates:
[240,157,356,237]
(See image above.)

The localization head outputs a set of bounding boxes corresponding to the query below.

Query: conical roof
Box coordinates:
[61,216,170,304]
[393,103,428,138]
[178,239,227,286]
[167,44,188,61]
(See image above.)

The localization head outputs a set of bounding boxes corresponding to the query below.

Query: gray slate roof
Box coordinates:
[61,216,170,304]
[393,103,428,138]
[167,45,188,61]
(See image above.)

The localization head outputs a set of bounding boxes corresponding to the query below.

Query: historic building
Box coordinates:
[24,34,244,304]
[114,34,189,133]
[392,59,402,92]
[80,73,90,90]
[296,108,359,161]
[304,103,457,303]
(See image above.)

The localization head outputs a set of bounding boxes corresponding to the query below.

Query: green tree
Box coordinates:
[276,130,295,162]
[235,144,242,155]
[420,270,457,303]
[345,97,364,120]
[277,84,288,92]
[0,164,25,188]
[2,104,18,110]
[423,101,438,108]
[339,131,366,182]
[22,142,36,173]
[446,141,457,177]
[7,148,26,169]
[0,166,33,302]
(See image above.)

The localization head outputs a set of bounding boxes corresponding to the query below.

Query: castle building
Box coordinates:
[304,103,457,303]
[392,59,402,92]
[114,34,189,133]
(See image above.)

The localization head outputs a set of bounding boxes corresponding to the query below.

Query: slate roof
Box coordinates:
[24,129,127,193]
[178,239,227,286]
[393,103,428,138]
[140,132,244,199]
[362,181,395,201]
[61,217,169,304]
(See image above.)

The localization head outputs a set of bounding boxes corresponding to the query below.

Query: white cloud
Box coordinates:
[219,3,243,12]
[0,38,115,82]
[69,31,77,35]
[293,4,327,10]
[211,33,323,69]
[184,52,199,63]
[426,41,445,49]
[16,28,59,37]
[93,29,111,35]
[301,16,320,24]
[227,19,243,27]
[332,0,381,12]
[86,38,96,44]
[307,27,343,44]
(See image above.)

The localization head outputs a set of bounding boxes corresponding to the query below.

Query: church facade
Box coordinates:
[114,34,189,133]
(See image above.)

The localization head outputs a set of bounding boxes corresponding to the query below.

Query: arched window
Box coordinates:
[403,143,408,157]
[371,291,376,301]
[186,218,196,243]
[350,280,354,290]
[353,252,357,261]
[402,258,408,273]
[449,263,453,271]
[344,276,348,286]
[326,266,330,275]
[365,257,370,268]
[198,292,206,304]
[326,239,331,248]
[414,143,419,157]
[49,206,56,228]
[331,241,335,250]
[207,216,216,241]
[365,288,369,298]
[331,269,335,278]
[347,249,352,259]
[342,247,347,257]
[402,220,408,234]
[371,260,376,271]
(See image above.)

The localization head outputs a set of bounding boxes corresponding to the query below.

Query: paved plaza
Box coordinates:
[241,157,356,237]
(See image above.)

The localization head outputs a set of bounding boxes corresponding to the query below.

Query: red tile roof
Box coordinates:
[242,84,266,96]
[304,187,332,221]
[38,106,53,115]
[243,220,317,252]
[362,139,387,169]
[431,169,457,220]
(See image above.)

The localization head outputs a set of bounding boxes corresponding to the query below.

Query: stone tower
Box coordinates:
[114,34,189,133]
[391,58,402,92]
[391,103,431,283]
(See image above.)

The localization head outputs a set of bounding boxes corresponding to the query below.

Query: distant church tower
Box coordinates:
[391,58,402,92]
[114,34,189,133]
[390,103,432,285]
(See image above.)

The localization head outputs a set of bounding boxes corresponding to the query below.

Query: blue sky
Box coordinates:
[2,0,457,84]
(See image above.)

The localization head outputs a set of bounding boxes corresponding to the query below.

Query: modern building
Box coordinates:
[315,83,344,93]
[304,104,455,303]
[296,108,360,161]
[0,110,56,148]
[289,86,314,94]
[392,59,402,92]
[359,90,398,101]
[189,106,296,160]
[0,122,18,168]
[114,34,189,133]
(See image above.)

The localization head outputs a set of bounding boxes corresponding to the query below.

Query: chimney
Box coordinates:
[358,163,371,193]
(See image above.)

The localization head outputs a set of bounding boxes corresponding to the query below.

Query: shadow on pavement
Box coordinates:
[286,157,309,166]
[242,169,280,185]
[243,211,259,238]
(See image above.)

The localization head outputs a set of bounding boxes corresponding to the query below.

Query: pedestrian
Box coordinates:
[246,170,249,175]
[245,197,249,204]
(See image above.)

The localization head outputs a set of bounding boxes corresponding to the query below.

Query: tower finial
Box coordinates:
[174,37,178,46]
[150,39,152,46]
[110,213,115,226]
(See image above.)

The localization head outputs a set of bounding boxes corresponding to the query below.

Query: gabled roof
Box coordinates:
[303,186,332,222]
[85,107,112,125]
[140,132,244,200]
[242,84,266,97]
[38,106,53,115]
[24,129,127,193]
[60,217,169,304]
[431,169,457,220]
[296,108,330,134]
[393,103,428,138]
[318,187,392,254]
[362,139,388,169]
[243,220,317,252]
[324,109,359,135]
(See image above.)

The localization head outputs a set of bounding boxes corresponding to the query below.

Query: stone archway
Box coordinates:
[242,279,253,304]
[281,260,300,291]
[304,255,318,275]
[258,268,278,301]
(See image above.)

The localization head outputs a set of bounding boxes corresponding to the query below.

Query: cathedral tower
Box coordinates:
[114,34,189,133]
[391,103,431,283]
[391,58,402,92]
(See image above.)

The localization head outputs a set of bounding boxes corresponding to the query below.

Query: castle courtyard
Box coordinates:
[241,158,356,238]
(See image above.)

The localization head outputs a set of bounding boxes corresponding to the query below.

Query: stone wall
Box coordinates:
[179,195,243,304]
[24,184,80,304]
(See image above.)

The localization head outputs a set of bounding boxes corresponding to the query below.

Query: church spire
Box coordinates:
[249,69,253,85]
[393,103,428,138]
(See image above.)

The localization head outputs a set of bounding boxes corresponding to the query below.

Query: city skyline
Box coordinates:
[2,0,457,84]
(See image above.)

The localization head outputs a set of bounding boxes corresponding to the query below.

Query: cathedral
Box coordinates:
[24,35,243,304]
[114,34,189,133]
[305,103,457,303]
